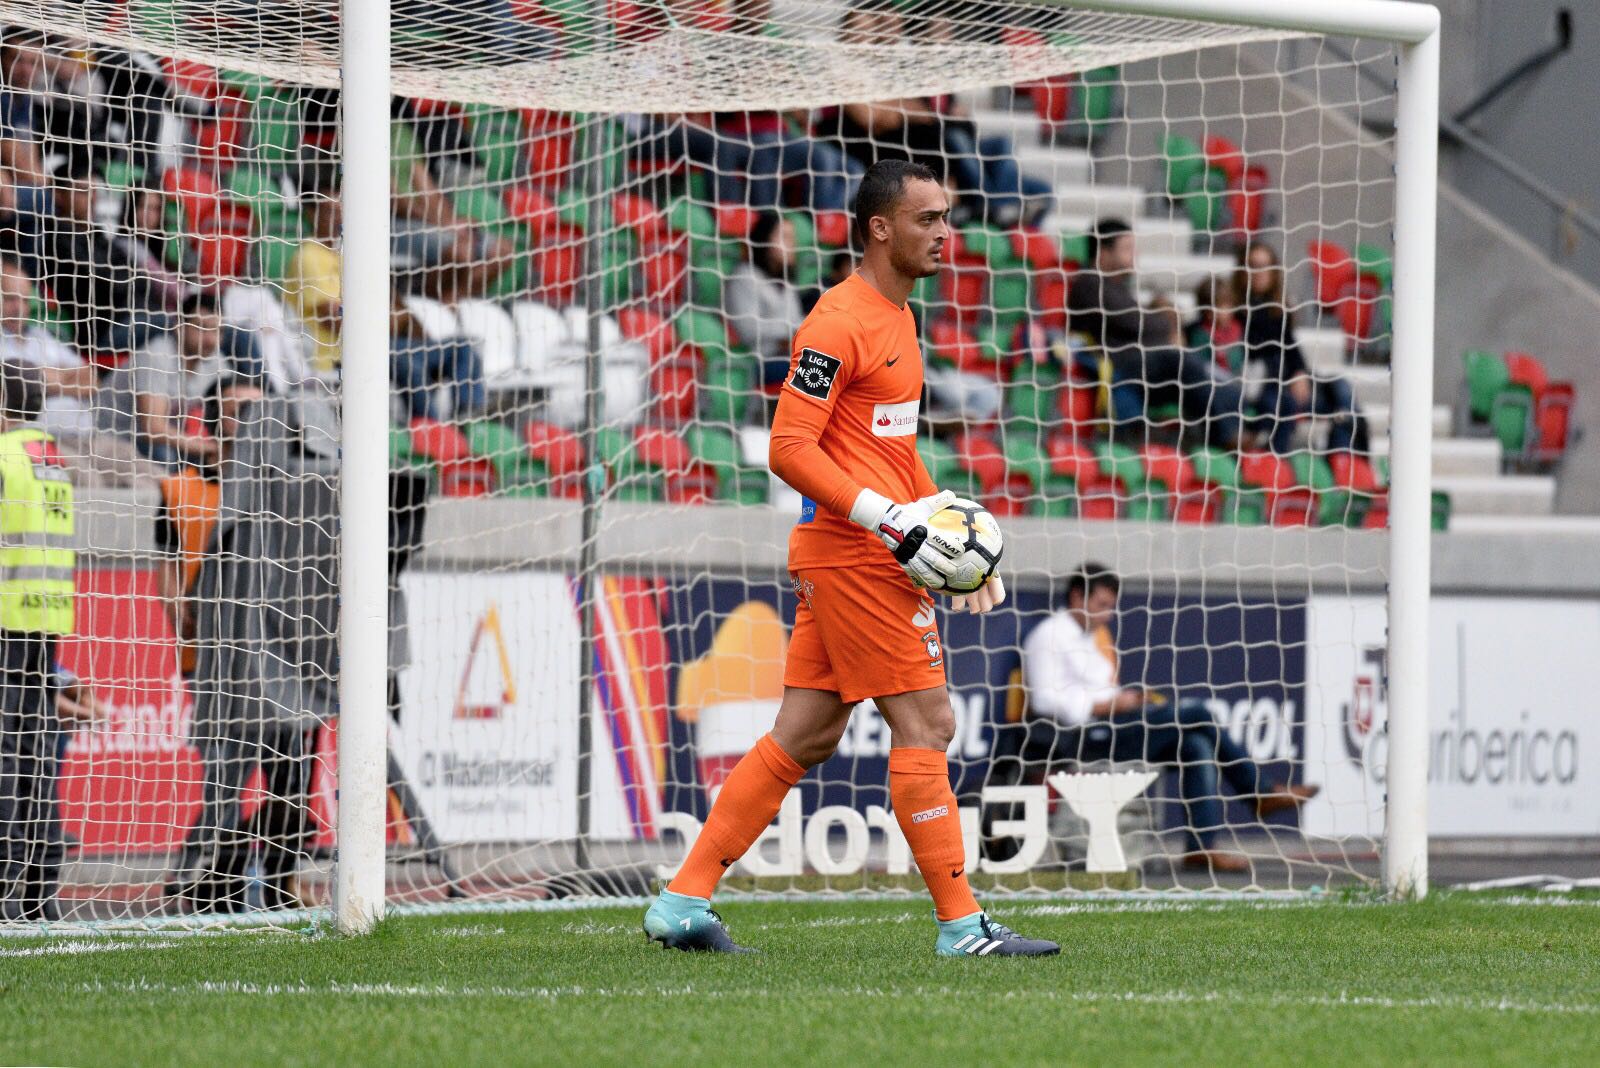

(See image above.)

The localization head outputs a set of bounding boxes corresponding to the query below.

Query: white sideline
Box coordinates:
[60,978,1600,1017]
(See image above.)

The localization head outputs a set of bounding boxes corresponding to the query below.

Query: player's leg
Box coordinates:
[644,590,850,952]
[874,687,1059,958]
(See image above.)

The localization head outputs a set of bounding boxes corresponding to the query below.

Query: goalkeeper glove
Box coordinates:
[951,574,1007,615]
[850,488,961,590]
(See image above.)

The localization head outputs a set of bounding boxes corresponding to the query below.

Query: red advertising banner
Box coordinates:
[56,569,202,855]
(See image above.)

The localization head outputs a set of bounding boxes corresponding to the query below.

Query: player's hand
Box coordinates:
[852,488,961,589]
[950,574,1006,614]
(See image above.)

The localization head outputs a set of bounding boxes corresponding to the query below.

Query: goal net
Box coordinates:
[0,0,1431,930]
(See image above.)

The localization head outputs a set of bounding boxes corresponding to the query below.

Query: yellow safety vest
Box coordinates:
[0,427,75,634]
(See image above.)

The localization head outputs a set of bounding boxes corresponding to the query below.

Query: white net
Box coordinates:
[0,1,1421,929]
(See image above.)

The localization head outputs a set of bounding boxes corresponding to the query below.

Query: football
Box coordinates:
[924,497,1004,594]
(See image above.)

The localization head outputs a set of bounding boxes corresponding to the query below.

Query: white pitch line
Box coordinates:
[0,940,183,959]
[60,980,1600,1017]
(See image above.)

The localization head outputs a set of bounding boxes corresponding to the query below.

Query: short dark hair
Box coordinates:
[1086,218,1132,263]
[1065,561,1120,607]
[852,159,938,245]
[181,290,220,318]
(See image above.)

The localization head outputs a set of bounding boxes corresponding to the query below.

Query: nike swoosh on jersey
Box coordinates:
[886,355,900,367]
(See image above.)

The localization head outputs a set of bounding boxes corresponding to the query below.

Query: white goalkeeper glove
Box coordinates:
[951,574,1007,615]
[850,488,962,590]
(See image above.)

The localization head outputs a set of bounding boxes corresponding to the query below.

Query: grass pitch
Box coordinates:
[3,894,1597,1067]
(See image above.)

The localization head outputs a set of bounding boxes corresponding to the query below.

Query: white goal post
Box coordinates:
[327,0,1437,933]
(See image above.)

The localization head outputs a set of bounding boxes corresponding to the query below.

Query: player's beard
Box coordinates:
[891,241,941,280]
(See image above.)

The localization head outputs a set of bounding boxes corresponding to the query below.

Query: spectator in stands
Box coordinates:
[113,181,188,316]
[221,282,317,395]
[1067,218,1246,447]
[125,291,251,467]
[1234,240,1367,454]
[390,104,516,302]
[38,164,172,357]
[0,165,52,272]
[725,211,807,386]
[1022,562,1319,874]
[1186,274,1245,381]
[0,259,97,444]
[390,299,485,422]
[286,169,342,372]
[0,27,53,183]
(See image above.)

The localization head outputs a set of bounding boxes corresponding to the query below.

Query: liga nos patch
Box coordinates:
[789,348,842,400]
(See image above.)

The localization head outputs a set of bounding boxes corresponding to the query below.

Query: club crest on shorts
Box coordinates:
[788,348,841,401]
[921,630,942,668]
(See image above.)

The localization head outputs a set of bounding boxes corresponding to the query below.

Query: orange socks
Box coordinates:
[890,747,980,921]
[668,733,806,899]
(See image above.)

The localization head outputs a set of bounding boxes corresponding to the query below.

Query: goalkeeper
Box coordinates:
[644,161,1057,958]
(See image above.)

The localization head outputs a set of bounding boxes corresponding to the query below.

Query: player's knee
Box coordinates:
[920,706,957,750]
[772,725,842,769]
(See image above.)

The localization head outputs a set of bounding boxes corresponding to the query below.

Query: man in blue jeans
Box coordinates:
[1022,563,1318,872]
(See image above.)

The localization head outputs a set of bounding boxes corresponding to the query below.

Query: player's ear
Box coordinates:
[869,213,891,244]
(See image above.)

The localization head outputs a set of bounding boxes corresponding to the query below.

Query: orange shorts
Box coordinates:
[784,562,946,704]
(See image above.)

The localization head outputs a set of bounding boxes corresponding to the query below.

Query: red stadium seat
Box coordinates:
[814,211,852,248]
[951,431,1007,493]
[928,320,994,374]
[504,184,561,239]
[641,247,688,307]
[1229,164,1270,233]
[1057,381,1097,432]
[665,465,719,504]
[522,420,583,477]
[614,193,672,247]
[161,58,220,103]
[716,203,755,239]
[1013,230,1063,271]
[1034,270,1069,332]
[1047,433,1118,517]
[649,353,700,424]
[633,426,693,474]
[618,307,678,361]
[1204,134,1245,185]
[940,261,988,328]
[162,166,223,231]
[411,418,495,496]
[1536,382,1576,462]
[1308,240,1356,307]
[1503,351,1549,396]
[1239,450,1314,526]
[533,246,582,306]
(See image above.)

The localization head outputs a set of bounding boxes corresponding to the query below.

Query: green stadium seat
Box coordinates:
[1289,451,1348,526]
[700,362,754,424]
[466,419,544,493]
[1163,134,1206,199]
[959,225,1020,269]
[465,105,525,184]
[253,89,302,170]
[1183,169,1231,232]
[1355,243,1393,292]
[1462,349,1509,423]
[1060,232,1090,267]
[686,424,767,504]
[1074,66,1120,125]
[667,199,719,241]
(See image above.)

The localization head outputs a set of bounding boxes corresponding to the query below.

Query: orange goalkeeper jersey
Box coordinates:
[768,272,937,571]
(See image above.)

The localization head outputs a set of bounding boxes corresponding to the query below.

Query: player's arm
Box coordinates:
[768,320,959,590]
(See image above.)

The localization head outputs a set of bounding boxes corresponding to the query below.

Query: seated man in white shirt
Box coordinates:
[1021,562,1317,873]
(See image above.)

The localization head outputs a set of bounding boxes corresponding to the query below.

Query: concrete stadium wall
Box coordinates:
[77,491,1598,598]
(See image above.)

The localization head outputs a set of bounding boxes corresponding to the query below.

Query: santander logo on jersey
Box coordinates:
[870,400,918,437]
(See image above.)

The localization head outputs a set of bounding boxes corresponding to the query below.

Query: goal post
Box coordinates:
[0,0,1446,933]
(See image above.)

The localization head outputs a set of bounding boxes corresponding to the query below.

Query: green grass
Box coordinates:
[3,895,1598,1066]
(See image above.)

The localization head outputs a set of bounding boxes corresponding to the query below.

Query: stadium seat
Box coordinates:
[1183,169,1231,233]
[614,192,672,247]
[675,308,730,354]
[1045,433,1115,519]
[1329,451,1385,527]
[403,295,460,340]
[665,465,719,504]
[1308,240,1356,307]
[533,246,582,305]
[1461,349,1510,424]
[161,166,224,231]
[1238,451,1314,526]
[1355,243,1393,292]
[686,424,767,503]
[699,362,752,425]
[466,419,543,494]
[523,420,584,497]
[1163,134,1206,199]
[618,307,677,361]
[1033,269,1069,332]
[466,105,528,184]
[641,247,688,306]
[928,320,992,374]
[511,301,571,374]
[1289,451,1349,526]
[504,184,562,239]
[1141,444,1212,523]
[410,418,495,497]
[454,300,520,380]
[951,431,1008,495]
[1230,164,1271,233]
[649,351,701,424]
[1013,230,1062,271]
[1005,359,1062,426]
[715,203,755,239]
[1535,382,1577,463]
[814,211,852,248]
[940,261,988,328]
[666,199,719,242]
[1336,276,1384,345]
[1203,134,1245,185]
